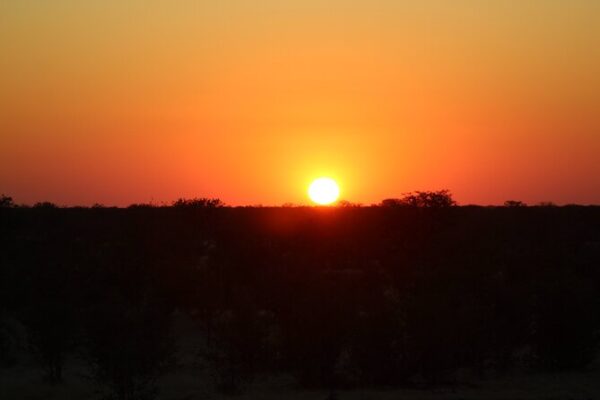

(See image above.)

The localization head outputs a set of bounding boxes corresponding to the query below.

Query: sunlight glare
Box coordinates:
[308,178,340,205]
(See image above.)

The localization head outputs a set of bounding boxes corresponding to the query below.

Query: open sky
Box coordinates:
[1,1,599,206]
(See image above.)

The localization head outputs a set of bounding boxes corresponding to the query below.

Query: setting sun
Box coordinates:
[308,178,340,205]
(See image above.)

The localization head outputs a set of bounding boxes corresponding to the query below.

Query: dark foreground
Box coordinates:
[1,205,600,399]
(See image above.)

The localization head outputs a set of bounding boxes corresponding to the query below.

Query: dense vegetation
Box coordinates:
[1,203,599,398]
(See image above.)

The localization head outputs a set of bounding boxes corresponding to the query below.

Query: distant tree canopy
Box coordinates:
[1,204,600,395]
[381,190,456,208]
[172,198,224,209]
[337,199,362,208]
[127,203,157,209]
[0,194,14,208]
[504,200,527,207]
[33,202,58,209]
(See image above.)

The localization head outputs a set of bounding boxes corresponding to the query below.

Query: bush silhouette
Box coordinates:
[0,194,14,208]
[1,201,600,395]
[504,200,527,207]
[83,293,174,400]
[172,198,224,209]
[200,308,264,394]
[381,190,456,208]
[33,201,58,209]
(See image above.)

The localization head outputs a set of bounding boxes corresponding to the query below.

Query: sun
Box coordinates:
[308,177,340,205]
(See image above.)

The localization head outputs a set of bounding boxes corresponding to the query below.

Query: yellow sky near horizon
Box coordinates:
[1,1,599,205]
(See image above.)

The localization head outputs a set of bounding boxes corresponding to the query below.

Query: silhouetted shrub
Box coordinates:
[381,190,456,208]
[337,200,362,208]
[531,271,600,370]
[172,198,224,209]
[33,201,58,209]
[346,286,407,385]
[401,190,457,208]
[24,304,75,383]
[21,255,78,384]
[0,194,14,208]
[380,198,405,208]
[127,203,156,209]
[0,315,19,368]
[199,306,274,395]
[504,200,527,207]
[83,294,174,400]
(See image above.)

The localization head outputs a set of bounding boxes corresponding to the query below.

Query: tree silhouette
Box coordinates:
[337,200,362,208]
[172,198,224,209]
[1,198,600,397]
[380,198,404,208]
[83,294,174,400]
[381,190,456,208]
[33,201,58,209]
[504,200,527,207]
[0,194,14,208]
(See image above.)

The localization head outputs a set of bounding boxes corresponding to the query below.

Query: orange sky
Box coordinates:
[1,1,599,206]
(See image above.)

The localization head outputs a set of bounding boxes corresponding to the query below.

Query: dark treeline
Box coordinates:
[1,204,600,398]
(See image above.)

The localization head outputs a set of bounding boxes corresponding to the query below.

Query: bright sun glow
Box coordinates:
[308,177,340,205]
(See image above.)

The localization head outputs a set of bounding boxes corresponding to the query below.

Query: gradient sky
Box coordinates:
[1,1,599,206]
